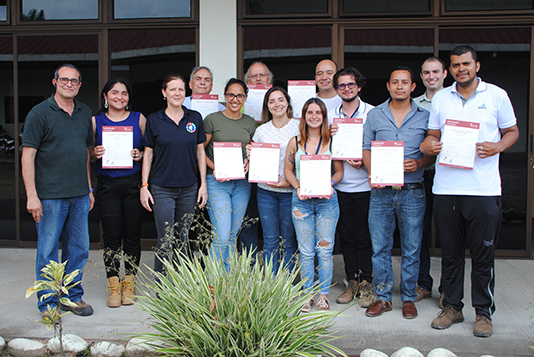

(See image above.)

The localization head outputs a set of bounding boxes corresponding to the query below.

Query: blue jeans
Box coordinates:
[206,175,251,271]
[152,184,198,275]
[257,187,297,274]
[368,187,425,302]
[292,190,339,295]
[35,195,90,312]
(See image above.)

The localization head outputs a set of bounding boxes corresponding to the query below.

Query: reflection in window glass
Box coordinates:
[22,0,98,20]
[246,0,328,15]
[343,0,429,13]
[445,0,532,11]
[114,0,191,19]
[0,3,6,21]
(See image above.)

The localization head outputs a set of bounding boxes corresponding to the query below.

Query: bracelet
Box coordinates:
[295,186,300,190]
[139,182,149,189]
[89,188,93,193]
[331,179,336,185]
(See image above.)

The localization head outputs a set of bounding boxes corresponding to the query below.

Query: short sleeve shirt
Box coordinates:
[428,79,517,196]
[22,96,93,199]
[144,107,206,187]
[204,111,257,175]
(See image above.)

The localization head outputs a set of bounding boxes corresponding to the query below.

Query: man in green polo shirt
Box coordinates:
[22,64,94,318]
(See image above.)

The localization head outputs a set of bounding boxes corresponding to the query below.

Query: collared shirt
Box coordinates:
[144,106,206,187]
[363,98,429,184]
[23,95,93,199]
[429,78,517,196]
[327,100,374,193]
[414,92,432,112]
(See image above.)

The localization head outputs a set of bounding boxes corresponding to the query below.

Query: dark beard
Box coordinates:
[343,94,358,102]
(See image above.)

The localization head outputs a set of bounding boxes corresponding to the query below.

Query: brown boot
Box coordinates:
[336,279,358,304]
[107,276,121,308]
[122,275,136,305]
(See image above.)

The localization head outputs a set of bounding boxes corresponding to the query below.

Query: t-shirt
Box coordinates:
[93,111,144,178]
[327,100,374,193]
[204,111,257,176]
[428,78,517,196]
[315,93,342,113]
[144,107,206,187]
[252,119,300,193]
[23,95,93,199]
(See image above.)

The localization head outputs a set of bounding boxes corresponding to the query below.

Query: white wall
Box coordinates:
[199,0,237,102]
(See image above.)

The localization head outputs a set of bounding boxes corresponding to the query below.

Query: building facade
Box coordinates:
[0,0,531,257]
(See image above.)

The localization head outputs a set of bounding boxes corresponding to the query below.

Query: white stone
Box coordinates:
[479,355,496,357]
[125,337,159,357]
[428,348,458,357]
[391,346,424,357]
[360,348,389,357]
[0,336,5,351]
[8,338,47,357]
[91,341,126,357]
[47,333,88,354]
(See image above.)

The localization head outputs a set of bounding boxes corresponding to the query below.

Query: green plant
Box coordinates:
[134,222,346,357]
[26,260,80,355]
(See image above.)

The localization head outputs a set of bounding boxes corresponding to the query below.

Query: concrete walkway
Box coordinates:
[1,248,533,356]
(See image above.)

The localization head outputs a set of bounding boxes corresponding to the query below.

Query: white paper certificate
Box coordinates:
[102,126,133,169]
[370,141,404,186]
[248,142,280,184]
[244,85,272,122]
[439,119,480,170]
[300,154,332,197]
[331,118,364,160]
[288,81,316,118]
[191,94,220,119]
[213,142,245,180]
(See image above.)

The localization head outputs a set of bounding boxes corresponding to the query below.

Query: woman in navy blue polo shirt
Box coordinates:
[140,74,207,276]
[91,78,146,308]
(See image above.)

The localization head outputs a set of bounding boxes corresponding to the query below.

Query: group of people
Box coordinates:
[22,44,518,339]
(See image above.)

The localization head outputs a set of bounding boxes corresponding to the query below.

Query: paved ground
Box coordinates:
[1,248,533,356]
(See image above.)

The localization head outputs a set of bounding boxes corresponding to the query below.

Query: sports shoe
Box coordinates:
[317,296,330,311]
[336,279,358,304]
[431,305,464,329]
[414,285,432,302]
[60,300,94,317]
[474,314,493,337]
[301,299,314,313]
[358,280,374,308]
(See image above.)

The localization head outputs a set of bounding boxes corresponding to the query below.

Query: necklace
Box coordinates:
[273,117,290,131]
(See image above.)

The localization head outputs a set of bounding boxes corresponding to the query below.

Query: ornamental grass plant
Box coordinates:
[134,220,346,357]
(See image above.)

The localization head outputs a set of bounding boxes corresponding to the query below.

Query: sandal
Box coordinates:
[301,299,314,313]
[317,296,329,311]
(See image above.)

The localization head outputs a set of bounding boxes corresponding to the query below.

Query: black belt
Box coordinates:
[388,183,424,191]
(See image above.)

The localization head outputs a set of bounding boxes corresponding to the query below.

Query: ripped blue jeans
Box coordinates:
[291,190,339,295]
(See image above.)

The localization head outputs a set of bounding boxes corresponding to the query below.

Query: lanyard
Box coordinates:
[304,136,322,155]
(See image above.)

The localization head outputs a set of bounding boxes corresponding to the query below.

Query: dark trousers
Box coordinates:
[96,174,144,278]
[434,195,501,318]
[418,169,434,291]
[336,190,373,283]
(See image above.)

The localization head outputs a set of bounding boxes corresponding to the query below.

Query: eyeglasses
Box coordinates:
[337,82,357,90]
[225,93,246,101]
[251,73,268,79]
[57,77,80,86]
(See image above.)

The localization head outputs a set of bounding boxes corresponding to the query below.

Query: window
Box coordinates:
[21,0,98,21]
[114,0,191,19]
[445,0,532,11]
[343,0,430,14]
[245,0,328,15]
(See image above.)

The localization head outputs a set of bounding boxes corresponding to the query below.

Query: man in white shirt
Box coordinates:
[413,57,447,305]
[328,67,374,308]
[183,66,225,113]
[315,59,342,112]
[421,45,519,337]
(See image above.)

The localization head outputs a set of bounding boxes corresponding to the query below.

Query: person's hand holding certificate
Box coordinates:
[248,142,280,184]
[102,126,133,169]
[213,142,245,180]
[331,118,363,160]
[370,141,404,186]
[439,119,480,170]
[300,154,332,198]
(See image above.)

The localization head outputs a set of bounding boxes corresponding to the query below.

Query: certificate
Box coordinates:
[102,126,133,169]
[370,141,404,186]
[248,142,280,184]
[288,81,316,118]
[213,142,245,180]
[331,118,364,160]
[191,94,220,119]
[244,85,272,122]
[300,154,332,197]
[439,119,480,170]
